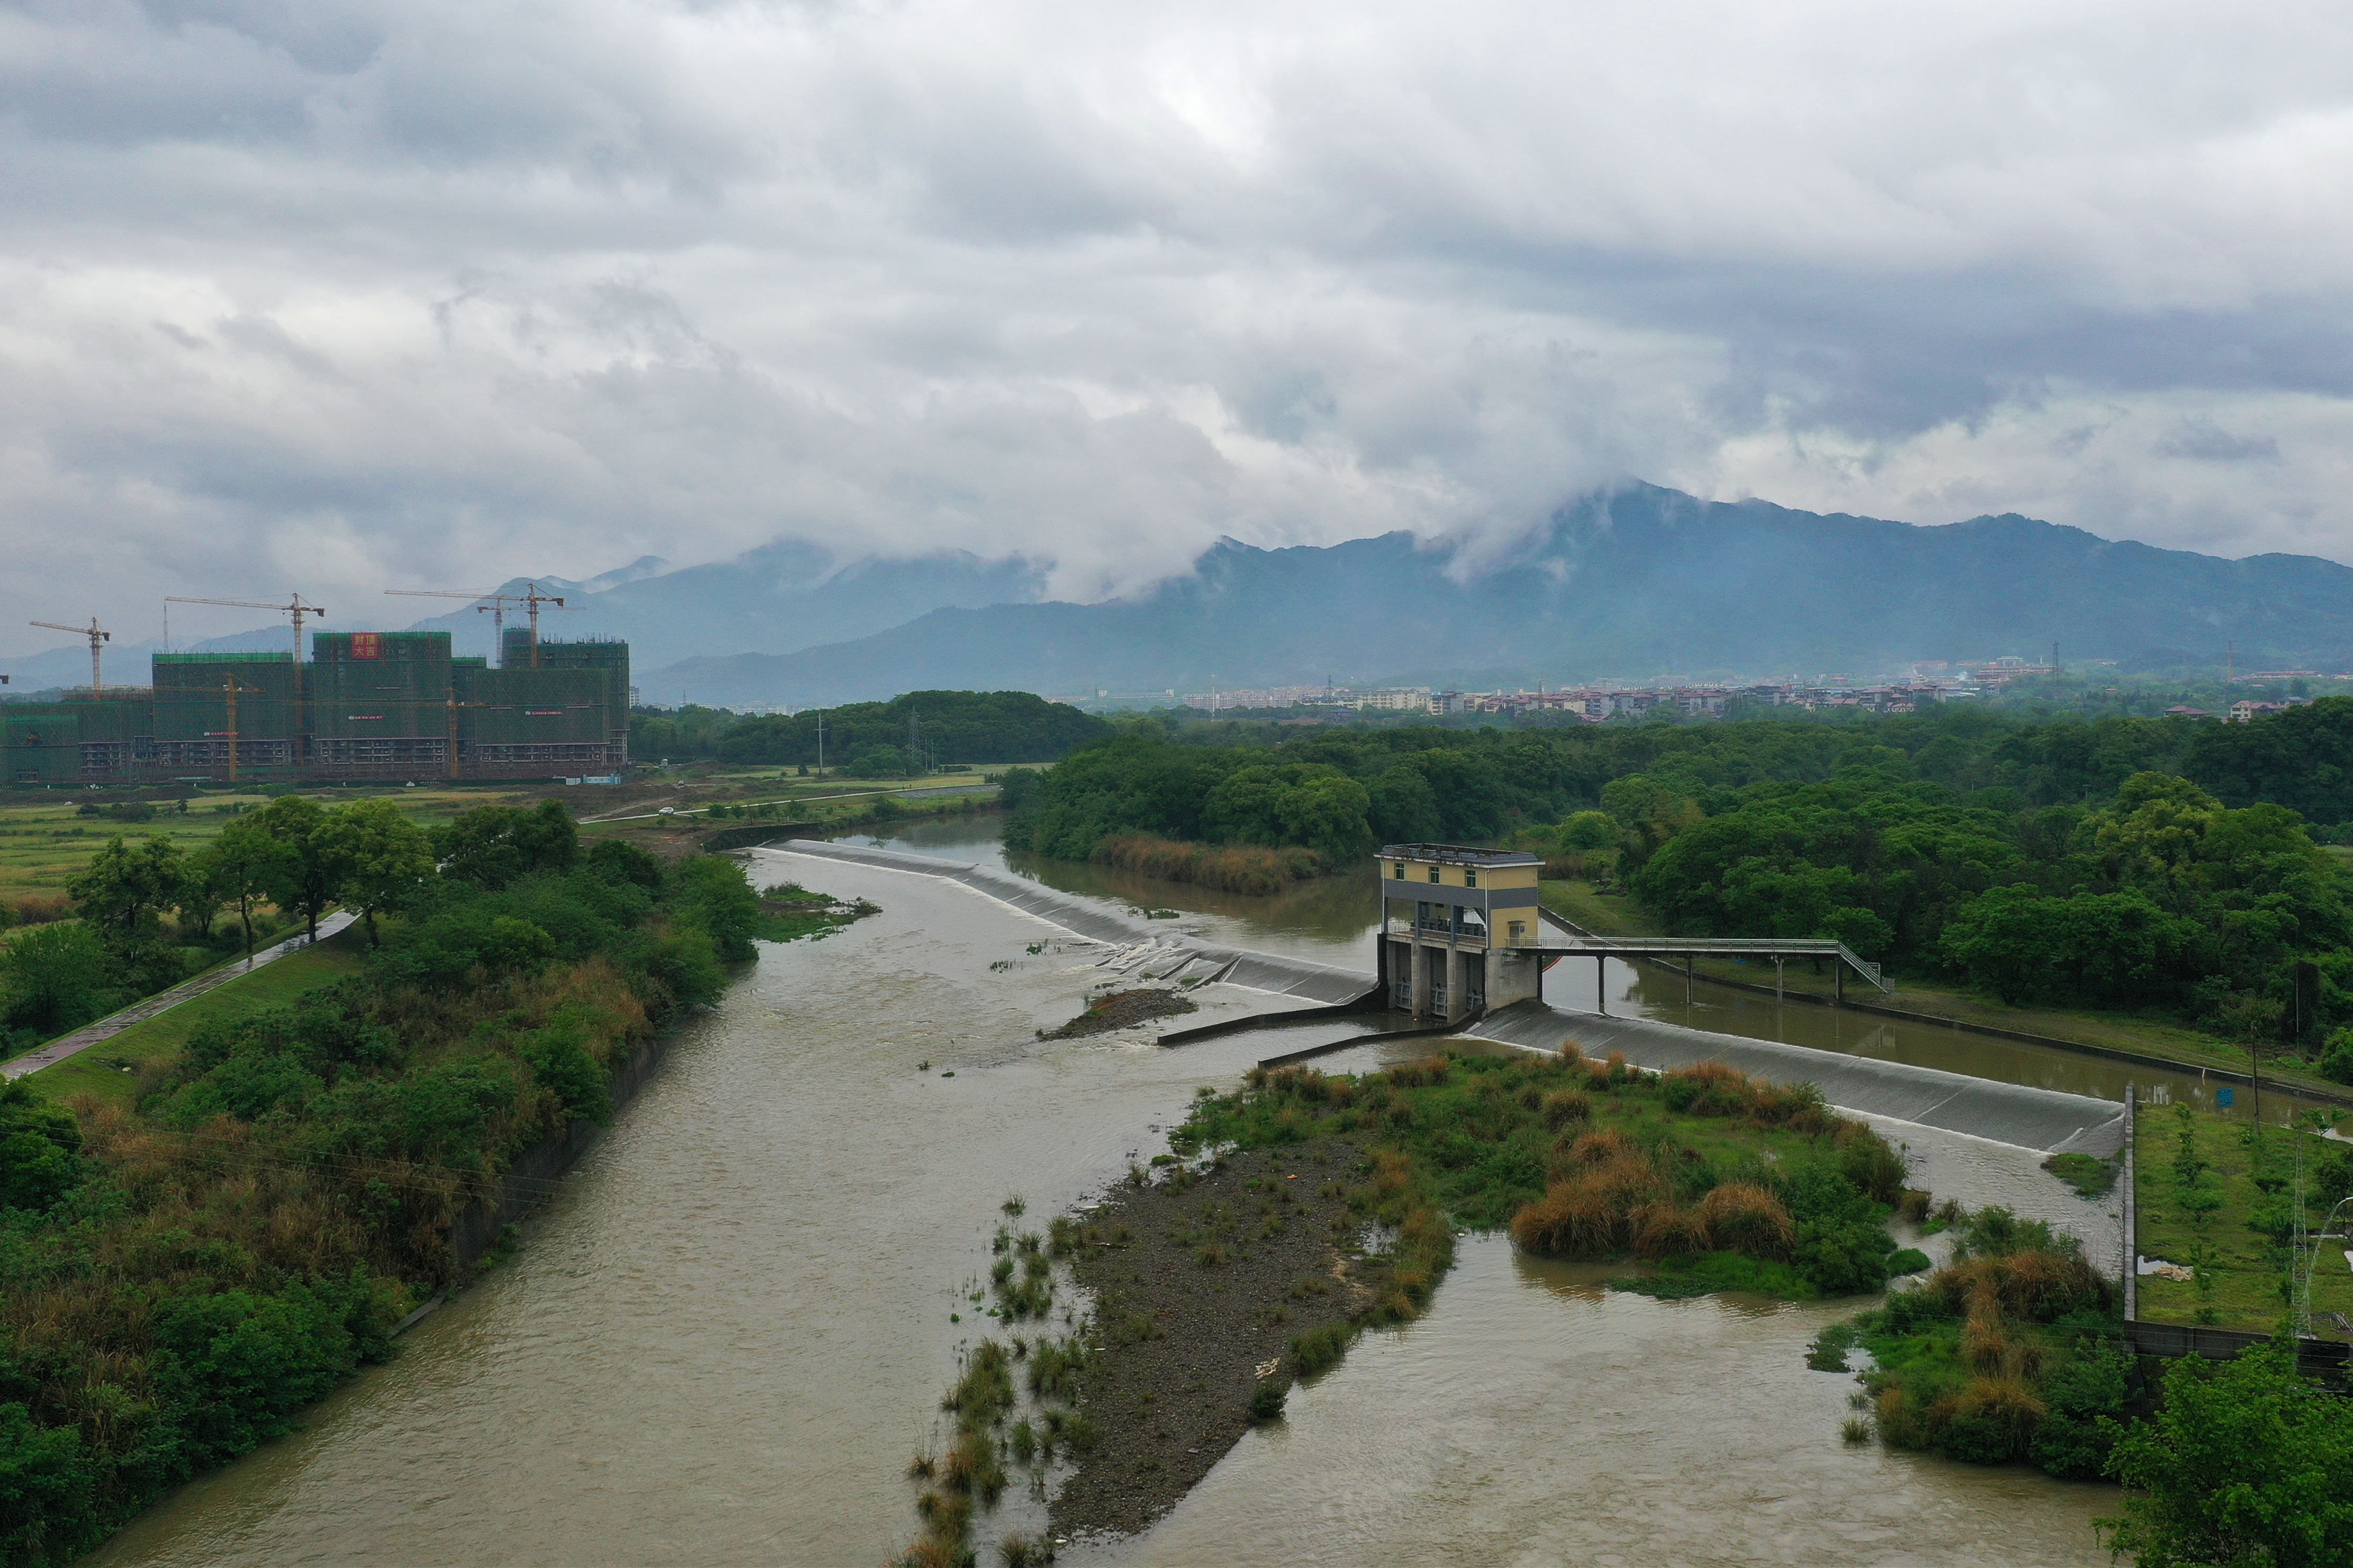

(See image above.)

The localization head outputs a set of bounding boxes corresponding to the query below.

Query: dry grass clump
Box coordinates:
[1693,1182,1796,1258]
[1564,1126,1634,1167]
[1540,1089,1592,1130]
[1386,1055,1451,1089]
[1584,1050,1633,1091]
[1654,1060,1839,1135]
[1512,1147,1669,1257]
[1629,1200,1707,1258]
[1928,1248,2104,1324]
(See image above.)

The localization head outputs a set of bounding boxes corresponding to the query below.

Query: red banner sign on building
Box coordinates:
[351,632,381,659]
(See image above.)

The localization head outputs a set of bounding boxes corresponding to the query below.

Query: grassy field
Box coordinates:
[0,785,539,911]
[2132,1098,2353,1338]
[21,924,368,1108]
[1538,877,2350,1097]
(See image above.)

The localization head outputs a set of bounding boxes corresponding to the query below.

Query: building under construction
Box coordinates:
[0,631,630,785]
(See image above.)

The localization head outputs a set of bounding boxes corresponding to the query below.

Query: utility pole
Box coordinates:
[815,710,825,777]
[30,617,109,693]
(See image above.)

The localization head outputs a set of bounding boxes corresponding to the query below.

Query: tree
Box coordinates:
[2101,1340,2353,1567]
[0,922,116,1039]
[670,856,761,962]
[316,801,436,947]
[66,835,189,946]
[434,800,579,890]
[0,1076,83,1211]
[252,795,342,941]
[196,817,289,960]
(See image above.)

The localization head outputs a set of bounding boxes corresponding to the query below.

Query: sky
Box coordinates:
[7,0,2353,656]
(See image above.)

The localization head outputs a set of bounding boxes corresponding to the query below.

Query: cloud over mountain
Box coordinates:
[7,1,2353,656]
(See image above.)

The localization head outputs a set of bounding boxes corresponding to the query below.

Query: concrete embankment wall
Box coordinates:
[763,839,1374,1005]
[1466,999,2126,1158]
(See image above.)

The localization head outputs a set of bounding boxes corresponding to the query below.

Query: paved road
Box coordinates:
[1,910,362,1081]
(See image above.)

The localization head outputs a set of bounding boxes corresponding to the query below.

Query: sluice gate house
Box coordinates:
[1379,845,1548,1021]
[1,630,629,784]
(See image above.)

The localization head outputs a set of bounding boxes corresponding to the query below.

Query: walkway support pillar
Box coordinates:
[1597,954,1607,1017]
[1774,958,1785,1003]
[1410,942,1430,1018]
[1445,946,1467,1024]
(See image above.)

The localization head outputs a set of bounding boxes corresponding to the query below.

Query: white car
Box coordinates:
[658,806,677,817]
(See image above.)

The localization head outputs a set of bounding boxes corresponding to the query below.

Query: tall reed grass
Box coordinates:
[1092,834,1322,894]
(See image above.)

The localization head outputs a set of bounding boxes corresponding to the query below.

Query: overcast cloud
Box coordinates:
[6,0,2353,654]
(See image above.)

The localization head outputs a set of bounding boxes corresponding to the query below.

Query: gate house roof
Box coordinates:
[1380,844,1541,867]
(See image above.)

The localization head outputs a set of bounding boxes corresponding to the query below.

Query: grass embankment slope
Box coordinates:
[1541,878,2349,1098]
[894,1046,1926,1566]
[2131,1099,2353,1336]
[0,805,859,1568]
[19,926,367,1106]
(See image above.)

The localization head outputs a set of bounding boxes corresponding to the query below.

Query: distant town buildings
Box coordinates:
[1123,664,2347,725]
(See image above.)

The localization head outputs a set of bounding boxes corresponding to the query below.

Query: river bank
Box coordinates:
[79,841,2121,1568]
[1541,878,2353,1103]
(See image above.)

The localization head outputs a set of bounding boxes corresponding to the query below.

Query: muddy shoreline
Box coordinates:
[1051,1140,1373,1540]
[1045,987,1198,1039]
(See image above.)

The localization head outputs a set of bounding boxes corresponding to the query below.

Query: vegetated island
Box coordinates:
[0,801,864,1567]
[892,1044,1930,1565]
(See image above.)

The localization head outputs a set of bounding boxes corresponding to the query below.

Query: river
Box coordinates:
[89,822,2127,1567]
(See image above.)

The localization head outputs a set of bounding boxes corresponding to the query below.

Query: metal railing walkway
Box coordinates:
[1532,908,1890,994]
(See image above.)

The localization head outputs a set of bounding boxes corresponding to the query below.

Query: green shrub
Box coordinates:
[1291,1322,1353,1379]
[1249,1379,1289,1422]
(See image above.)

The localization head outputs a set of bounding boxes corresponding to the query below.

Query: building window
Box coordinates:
[1428,866,1441,884]
[1509,921,1526,943]
[1465,868,1478,889]
[1393,863,1406,880]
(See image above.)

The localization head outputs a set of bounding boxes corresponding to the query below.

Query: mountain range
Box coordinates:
[632,484,2353,705]
[11,484,2352,706]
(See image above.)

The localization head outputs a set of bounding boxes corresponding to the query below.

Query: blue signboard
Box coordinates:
[2216,1086,2235,1108]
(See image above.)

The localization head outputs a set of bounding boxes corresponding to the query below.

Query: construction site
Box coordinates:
[2,590,630,786]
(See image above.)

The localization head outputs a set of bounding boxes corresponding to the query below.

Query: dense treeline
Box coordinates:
[1,797,447,1054]
[0,801,760,1566]
[632,691,1108,774]
[1005,703,2353,1043]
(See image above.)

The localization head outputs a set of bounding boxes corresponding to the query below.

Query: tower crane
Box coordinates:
[164,594,325,764]
[382,583,566,666]
[29,617,109,693]
[163,593,325,656]
[384,588,522,664]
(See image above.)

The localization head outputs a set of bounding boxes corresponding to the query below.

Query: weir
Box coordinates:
[764,839,1372,1003]
[763,839,2129,1158]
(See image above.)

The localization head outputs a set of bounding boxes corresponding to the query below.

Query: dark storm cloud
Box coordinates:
[4,0,2352,653]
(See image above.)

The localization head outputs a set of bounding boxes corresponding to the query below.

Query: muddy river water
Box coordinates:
[89,823,2175,1567]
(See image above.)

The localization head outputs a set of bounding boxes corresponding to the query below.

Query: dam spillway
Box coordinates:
[767,838,2127,1158]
